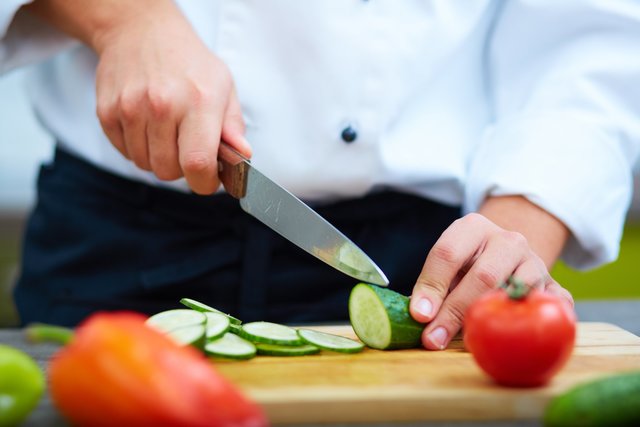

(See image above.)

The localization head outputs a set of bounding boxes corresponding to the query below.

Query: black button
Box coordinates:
[341,126,358,143]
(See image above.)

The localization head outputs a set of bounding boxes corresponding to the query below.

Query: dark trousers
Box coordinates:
[14,148,461,326]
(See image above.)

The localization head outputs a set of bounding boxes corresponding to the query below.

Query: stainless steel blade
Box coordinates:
[218,142,389,287]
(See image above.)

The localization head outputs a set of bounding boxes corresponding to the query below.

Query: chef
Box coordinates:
[2,0,639,350]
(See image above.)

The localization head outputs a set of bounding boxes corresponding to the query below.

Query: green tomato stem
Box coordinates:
[25,323,74,345]
[501,276,531,300]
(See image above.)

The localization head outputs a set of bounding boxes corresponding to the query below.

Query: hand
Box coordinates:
[409,199,574,351]
[25,0,250,194]
[92,3,249,194]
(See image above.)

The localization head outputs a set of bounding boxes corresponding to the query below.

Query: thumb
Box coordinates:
[221,85,252,158]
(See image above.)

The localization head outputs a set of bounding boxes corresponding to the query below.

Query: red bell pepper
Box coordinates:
[48,311,268,427]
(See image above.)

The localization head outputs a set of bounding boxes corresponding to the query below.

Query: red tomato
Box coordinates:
[463,284,576,387]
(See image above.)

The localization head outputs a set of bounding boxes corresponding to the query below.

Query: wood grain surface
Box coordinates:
[213,322,640,424]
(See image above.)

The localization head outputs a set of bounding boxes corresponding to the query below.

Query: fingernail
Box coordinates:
[416,298,433,318]
[427,327,449,350]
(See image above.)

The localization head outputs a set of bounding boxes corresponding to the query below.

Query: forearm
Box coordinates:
[23,0,179,53]
[478,195,569,269]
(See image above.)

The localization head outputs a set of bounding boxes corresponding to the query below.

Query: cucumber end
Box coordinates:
[349,283,393,350]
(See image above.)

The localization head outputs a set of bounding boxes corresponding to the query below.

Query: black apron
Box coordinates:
[14,148,461,326]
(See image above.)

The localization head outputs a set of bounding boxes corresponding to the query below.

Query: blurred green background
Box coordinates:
[0,218,21,327]
[553,222,640,299]
[1,216,639,327]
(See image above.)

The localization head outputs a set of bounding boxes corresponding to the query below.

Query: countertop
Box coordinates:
[2,299,639,427]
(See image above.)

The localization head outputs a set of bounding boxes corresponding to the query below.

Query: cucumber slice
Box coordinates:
[255,343,320,357]
[297,329,365,353]
[166,324,206,349]
[228,323,242,334]
[146,309,206,334]
[204,312,230,341]
[348,283,425,350]
[239,321,304,345]
[180,298,242,325]
[205,333,257,360]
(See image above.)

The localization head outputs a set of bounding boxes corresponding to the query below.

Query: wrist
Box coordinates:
[24,0,179,54]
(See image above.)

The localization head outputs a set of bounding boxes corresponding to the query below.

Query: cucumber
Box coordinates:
[205,333,257,360]
[348,283,425,350]
[544,371,640,427]
[255,343,320,357]
[297,329,364,353]
[228,323,242,335]
[145,310,207,349]
[146,309,206,334]
[203,312,230,341]
[166,324,206,349]
[239,322,304,345]
[180,298,242,325]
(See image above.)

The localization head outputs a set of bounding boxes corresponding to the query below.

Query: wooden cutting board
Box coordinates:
[214,322,640,424]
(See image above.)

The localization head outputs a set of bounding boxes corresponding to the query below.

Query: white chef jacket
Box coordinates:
[1,0,640,271]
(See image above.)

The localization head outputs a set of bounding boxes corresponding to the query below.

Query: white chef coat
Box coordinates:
[2,0,640,271]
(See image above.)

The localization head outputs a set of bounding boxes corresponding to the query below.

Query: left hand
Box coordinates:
[409,210,574,350]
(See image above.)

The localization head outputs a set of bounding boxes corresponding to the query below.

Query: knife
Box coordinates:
[217,141,389,287]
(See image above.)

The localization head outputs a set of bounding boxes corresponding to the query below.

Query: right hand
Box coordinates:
[93,2,250,194]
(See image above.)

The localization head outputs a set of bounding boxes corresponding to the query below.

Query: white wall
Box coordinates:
[0,68,53,213]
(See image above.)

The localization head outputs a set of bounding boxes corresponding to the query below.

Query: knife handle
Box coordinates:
[218,141,249,199]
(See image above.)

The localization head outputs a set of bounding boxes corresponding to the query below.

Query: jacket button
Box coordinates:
[341,126,358,143]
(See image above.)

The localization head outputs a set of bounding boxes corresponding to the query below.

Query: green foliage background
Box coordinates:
[552,223,640,300]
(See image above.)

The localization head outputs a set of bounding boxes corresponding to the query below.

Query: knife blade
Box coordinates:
[217,141,389,287]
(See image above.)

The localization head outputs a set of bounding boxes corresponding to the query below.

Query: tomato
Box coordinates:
[463,278,577,387]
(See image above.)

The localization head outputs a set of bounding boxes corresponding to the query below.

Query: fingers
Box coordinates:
[419,226,530,350]
[544,281,575,308]
[409,213,494,325]
[221,85,252,159]
[177,108,221,195]
[511,259,573,307]
[98,107,127,159]
[146,87,181,181]
[511,258,552,291]
[413,209,574,352]
[120,92,151,171]
[409,212,571,351]
[95,39,245,191]
[99,82,231,192]
[96,75,127,159]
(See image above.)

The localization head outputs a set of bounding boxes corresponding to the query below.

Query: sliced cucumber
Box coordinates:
[298,329,364,353]
[228,323,242,334]
[239,321,304,345]
[348,283,425,350]
[204,312,230,341]
[166,324,206,349]
[255,343,320,357]
[205,333,257,360]
[180,298,242,325]
[146,309,206,334]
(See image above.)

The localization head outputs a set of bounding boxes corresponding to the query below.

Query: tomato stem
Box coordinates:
[501,276,531,300]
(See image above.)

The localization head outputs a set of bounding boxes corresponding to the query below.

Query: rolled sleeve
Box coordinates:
[0,0,31,34]
[1,0,76,74]
[465,0,640,270]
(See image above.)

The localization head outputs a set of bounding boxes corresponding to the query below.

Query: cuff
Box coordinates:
[464,112,636,270]
[1,0,76,74]
[0,0,31,37]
